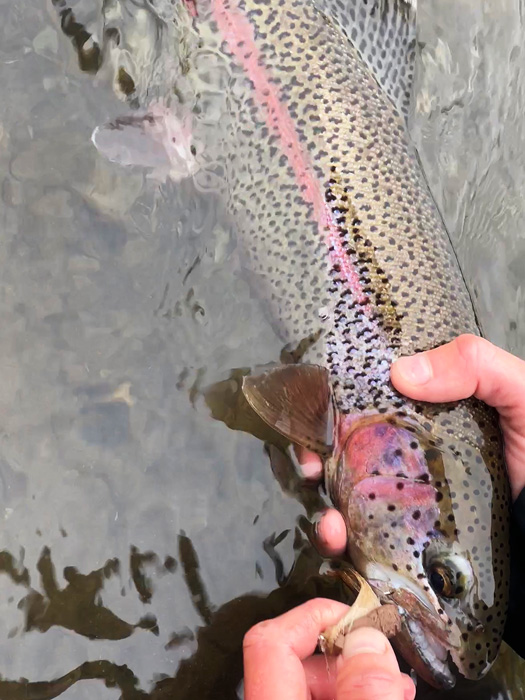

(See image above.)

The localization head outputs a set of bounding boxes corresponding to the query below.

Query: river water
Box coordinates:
[0,0,523,698]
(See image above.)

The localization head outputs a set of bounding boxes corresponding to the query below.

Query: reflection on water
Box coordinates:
[0,535,519,699]
[0,0,523,698]
[0,536,339,699]
[20,546,159,639]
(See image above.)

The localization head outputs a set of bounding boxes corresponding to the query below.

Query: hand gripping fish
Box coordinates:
[62,0,510,687]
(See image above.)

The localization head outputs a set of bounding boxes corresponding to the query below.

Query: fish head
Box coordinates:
[329,414,509,689]
[240,366,509,688]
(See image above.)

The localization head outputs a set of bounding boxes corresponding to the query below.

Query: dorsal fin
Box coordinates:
[314,0,417,121]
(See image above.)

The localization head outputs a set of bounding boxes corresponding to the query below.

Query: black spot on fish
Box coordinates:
[425,447,442,462]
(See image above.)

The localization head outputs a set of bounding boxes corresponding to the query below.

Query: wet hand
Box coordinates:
[298,334,525,554]
[243,598,415,700]
[391,334,525,500]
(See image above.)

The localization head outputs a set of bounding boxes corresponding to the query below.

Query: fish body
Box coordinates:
[65,0,510,687]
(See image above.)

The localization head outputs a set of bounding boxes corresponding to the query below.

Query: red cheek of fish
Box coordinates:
[353,476,438,534]
[343,423,430,484]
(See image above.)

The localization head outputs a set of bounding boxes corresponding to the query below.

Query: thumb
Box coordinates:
[390,334,525,414]
[390,334,525,499]
[336,628,415,700]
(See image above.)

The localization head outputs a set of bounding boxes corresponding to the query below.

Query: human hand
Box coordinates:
[298,334,525,554]
[243,598,416,699]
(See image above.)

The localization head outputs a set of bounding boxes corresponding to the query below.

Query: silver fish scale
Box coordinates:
[217,53,333,358]
[220,0,477,414]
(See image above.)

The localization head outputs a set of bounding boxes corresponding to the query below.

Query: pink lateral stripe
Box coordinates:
[212,0,366,304]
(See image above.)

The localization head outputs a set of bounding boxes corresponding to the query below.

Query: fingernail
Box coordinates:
[394,354,432,385]
[299,459,321,479]
[342,630,388,659]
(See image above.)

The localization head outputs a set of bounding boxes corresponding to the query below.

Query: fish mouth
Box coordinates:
[394,617,456,689]
[363,565,459,688]
[364,567,458,688]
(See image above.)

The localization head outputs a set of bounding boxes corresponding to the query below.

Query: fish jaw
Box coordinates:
[355,557,458,689]
[395,617,456,689]
[327,413,507,686]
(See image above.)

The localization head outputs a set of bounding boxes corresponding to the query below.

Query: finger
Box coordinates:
[391,335,525,499]
[391,334,525,415]
[314,508,347,556]
[302,647,415,700]
[293,445,323,480]
[303,655,338,700]
[243,598,350,700]
[245,598,350,660]
[336,627,411,700]
[401,673,417,700]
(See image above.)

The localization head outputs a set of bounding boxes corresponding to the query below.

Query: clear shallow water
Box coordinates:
[415,0,525,356]
[0,0,523,698]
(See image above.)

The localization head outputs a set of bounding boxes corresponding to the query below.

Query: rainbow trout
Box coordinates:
[64,0,510,688]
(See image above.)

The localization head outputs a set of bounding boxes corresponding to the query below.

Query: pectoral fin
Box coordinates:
[203,367,290,449]
[242,364,334,455]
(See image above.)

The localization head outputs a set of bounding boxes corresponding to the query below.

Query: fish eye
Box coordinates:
[424,549,474,600]
[428,564,455,598]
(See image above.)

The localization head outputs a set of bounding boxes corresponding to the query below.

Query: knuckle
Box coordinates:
[308,597,345,625]
[454,334,482,365]
[242,620,274,651]
[454,333,494,372]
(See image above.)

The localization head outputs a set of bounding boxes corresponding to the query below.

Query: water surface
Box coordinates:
[0,0,524,698]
